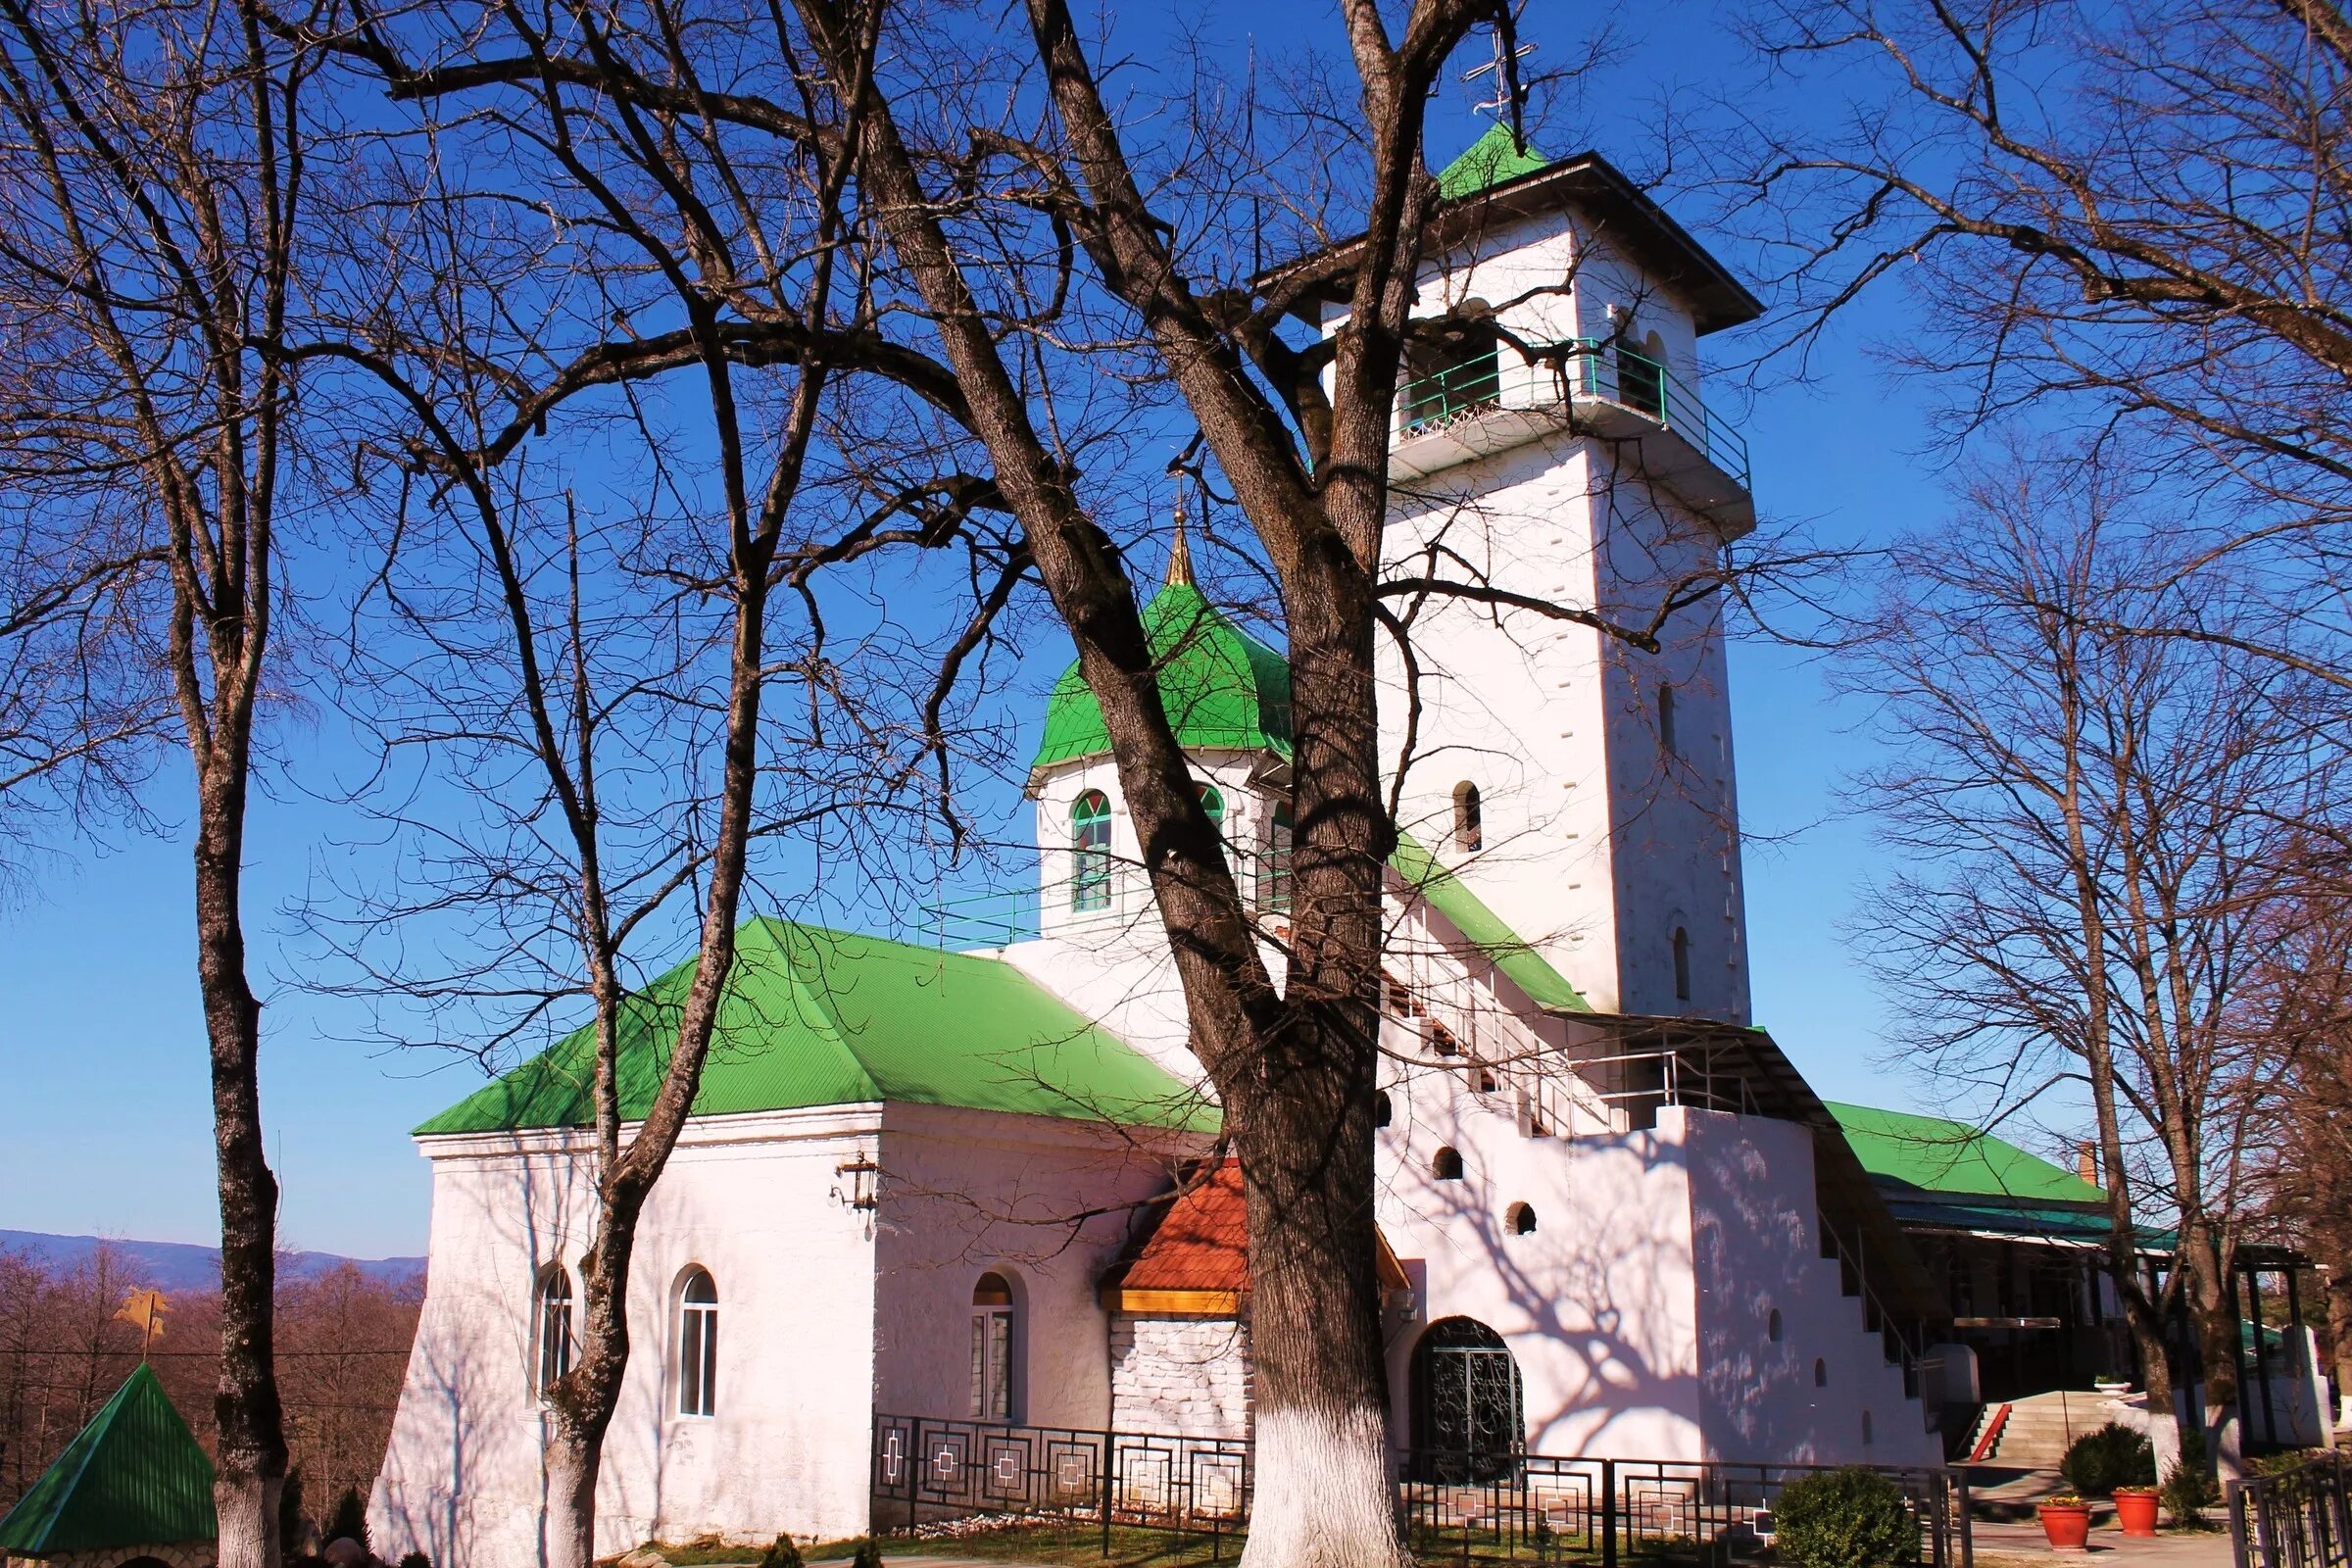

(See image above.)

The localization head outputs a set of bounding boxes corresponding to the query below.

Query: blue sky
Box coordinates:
[0,0,1965,1259]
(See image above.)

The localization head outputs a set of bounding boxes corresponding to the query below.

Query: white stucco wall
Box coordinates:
[370,1107,888,1563]
[1377,1068,1707,1458]
[1110,1317,1253,1439]
[869,1102,1197,1432]
[1684,1108,1937,1466]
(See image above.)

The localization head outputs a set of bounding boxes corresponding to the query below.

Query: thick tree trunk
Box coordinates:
[196,766,287,1568]
[2180,1227,2244,1479]
[1233,1071,1401,1568]
[2126,1308,2180,1473]
[542,1415,603,1568]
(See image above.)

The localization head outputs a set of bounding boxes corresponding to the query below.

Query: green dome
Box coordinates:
[1437,123,1550,201]
[1031,581,1293,773]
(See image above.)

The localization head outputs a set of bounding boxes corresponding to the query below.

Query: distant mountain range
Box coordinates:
[0,1229,424,1291]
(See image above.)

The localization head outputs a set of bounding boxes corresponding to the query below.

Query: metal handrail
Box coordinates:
[1393,336,1751,492]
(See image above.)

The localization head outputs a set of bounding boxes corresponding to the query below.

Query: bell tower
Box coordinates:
[1291,133,1764,1019]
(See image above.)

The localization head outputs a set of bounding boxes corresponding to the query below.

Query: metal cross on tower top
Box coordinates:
[1461,9,1537,122]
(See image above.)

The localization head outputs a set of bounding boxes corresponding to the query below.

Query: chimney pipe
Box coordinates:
[2078,1140,2099,1187]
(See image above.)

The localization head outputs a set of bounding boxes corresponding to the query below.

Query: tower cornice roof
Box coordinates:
[1255,145,1762,336]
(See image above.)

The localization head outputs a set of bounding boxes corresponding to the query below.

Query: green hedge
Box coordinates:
[1773,1468,1918,1568]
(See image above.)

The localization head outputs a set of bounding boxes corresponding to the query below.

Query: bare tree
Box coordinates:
[0,3,340,1558]
[2237,871,2352,1401]
[273,24,989,1560]
[1731,0,2352,684]
[294,2,1769,1561]
[1841,450,2348,1474]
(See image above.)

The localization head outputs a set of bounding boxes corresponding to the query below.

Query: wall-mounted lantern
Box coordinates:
[834,1149,880,1212]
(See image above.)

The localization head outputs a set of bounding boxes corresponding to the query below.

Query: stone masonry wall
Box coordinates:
[1108,1316,1250,1439]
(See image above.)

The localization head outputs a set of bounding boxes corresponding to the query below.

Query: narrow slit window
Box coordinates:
[970,1272,1015,1422]
[1258,801,1294,914]
[536,1267,574,1397]
[1659,686,1678,758]
[1071,790,1112,911]
[1672,926,1691,1003]
[677,1268,717,1417]
[1453,782,1483,854]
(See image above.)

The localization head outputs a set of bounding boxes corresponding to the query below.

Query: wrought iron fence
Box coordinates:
[1401,1451,1967,1567]
[2230,1451,2352,1568]
[871,1413,1972,1566]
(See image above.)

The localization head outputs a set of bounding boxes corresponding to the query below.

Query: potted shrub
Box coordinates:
[2061,1422,2157,1496]
[2038,1494,2093,1552]
[2093,1371,2132,1396]
[2113,1484,2161,1537]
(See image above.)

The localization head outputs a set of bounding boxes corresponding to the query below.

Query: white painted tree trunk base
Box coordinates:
[1240,1406,1410,1568]
[544,1437,601,1568]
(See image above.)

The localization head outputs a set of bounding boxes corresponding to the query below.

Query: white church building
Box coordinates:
[368,131,1947,1565]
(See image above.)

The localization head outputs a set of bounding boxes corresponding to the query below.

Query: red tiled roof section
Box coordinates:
[1124,1159,1251,1293]
[1119,1158,1413,1296]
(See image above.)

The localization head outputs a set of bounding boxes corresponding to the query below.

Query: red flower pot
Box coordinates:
[2115,1490,2161,1538]
[2039,1502,2093,1552]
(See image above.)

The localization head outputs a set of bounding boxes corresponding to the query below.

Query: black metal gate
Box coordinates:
[1411,1317,1525,1483]
[2231,1452,2352,1568]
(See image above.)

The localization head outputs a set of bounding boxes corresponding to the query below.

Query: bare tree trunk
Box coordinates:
[197,789,287,1568]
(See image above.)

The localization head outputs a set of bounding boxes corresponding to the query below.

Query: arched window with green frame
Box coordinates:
[1071,790,1112,910]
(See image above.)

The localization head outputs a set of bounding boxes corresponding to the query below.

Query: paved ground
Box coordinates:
[1972,1517,2233,1563]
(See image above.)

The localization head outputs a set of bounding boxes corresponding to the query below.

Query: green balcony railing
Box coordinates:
[1394,337,1751,495]
[1397,352,1504,433]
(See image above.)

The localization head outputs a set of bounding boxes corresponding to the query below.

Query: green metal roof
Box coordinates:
[1390,831,1591,1012]
[1031,581,1293,773]
[0,1364,216,1554]
[416,918,1212,1136]
[1826,1101,2106,1206]
[1437,124,1552,201]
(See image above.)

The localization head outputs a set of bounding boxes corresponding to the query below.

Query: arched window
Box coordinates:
[1070,791,1112,911]
[535,1265,574,1396]
[1506,1201,1537,1236]
[1658,686,1678,758]
[1432,1147,1465,1181]
[1198,783,1225,825]
[1813,1357,1829,1388]
[1401,312,1502,434]
[1617,329,1668,419]
[1672,926,1691,1003]
[970,1272,1016,1422]
[1373,1090,1393,1128]
[1767,1308,1784,1344]
[1257,801,1294,914]
[1452,782,1483,854]
[676,1268,717,1417]
[1862,1409,1875,1446]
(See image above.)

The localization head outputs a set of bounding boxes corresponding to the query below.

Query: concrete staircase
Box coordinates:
[1970,1389,2116,1469]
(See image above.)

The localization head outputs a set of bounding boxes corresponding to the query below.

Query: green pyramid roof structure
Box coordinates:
[416,917,1212,1136]
[1437,123,1551,201]
[0,1364,217,1555]
[1030,580,1293,774]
